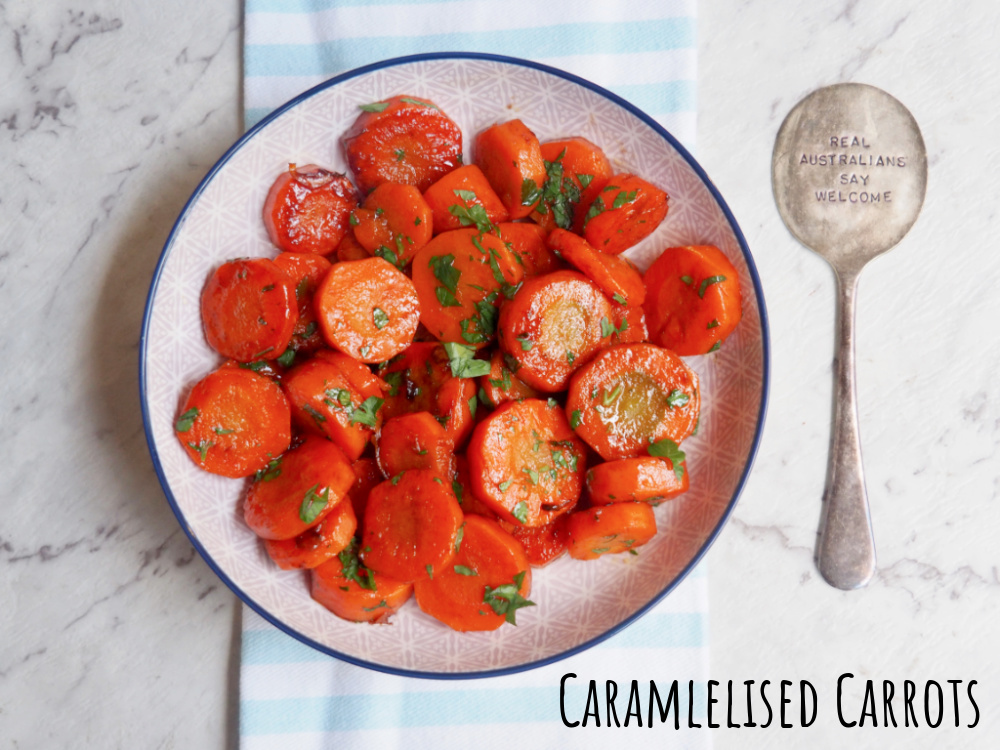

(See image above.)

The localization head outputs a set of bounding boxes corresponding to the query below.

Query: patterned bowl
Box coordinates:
[140,53,768,677]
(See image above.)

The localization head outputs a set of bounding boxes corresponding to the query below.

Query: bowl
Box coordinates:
[140,53,768,677]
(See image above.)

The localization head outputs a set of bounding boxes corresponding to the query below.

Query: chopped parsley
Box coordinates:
[372,307,390,330]
[358,101,390,113]
[430,254,461,307]
[665,389,690,409]
[299,484,329,524]
[697,275,727,299]
[648,439,686,481]
[442,341,491,378]
[483,571,534,624]
[175,407,199,433]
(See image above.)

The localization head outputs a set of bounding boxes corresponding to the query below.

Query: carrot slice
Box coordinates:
[414,515,533,631]
[311,538,413,623]
[565,502,657,560]
[362,469,463,582]
[586,457,689,505]
[410,228,524,348]
[378,342,477,447]
[495,222,562,278]
[175,365,291,478]
[271,252,332,358]
[566,343,700,461]
[376,411,456,480]
[342,95,463,194]
[477,349,539,409]
[334,232,370,262]
[263,164,360,255]
[422,164,509,234]
[264,496,357,570]
[547,228,646,307]
[466,399,586,527]
[496,270,613,392]
[345,457,383,534]
[609,301,649,345]
[200,258,298,362]
[497,515,570,567]
[642,244,743,355]
[350,182,433,269]
[450,454,498,519]
[581,174,668,255]
[243,434,355,540]
[282,350,386,460]
[474,119,547,220]
[530,138,613,233]
[314,257,420,363]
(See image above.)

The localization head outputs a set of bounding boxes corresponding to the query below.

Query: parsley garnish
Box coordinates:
[295,277,309,300]
[349,212,360,226]
[512,500,528,524]
[600,317,628,338]
[666,389,690,409]
[442,342,490,378]
[359,101,389,113]
[483,571,534,624]
[372,307,390,330]
[175,407,198,433]
[570,409,582,429]
[187,440,213,461]
[430,254,461,307]
[276,347,296,367]
[648,439,686,481]
[299,484,329,524]
[349,397,383,427]
[399,97,438,110]
[612,292,627,305]
[517,334,533,351]
[454,565,477,576]
[520,178,542,207]
[253,457,283,482]
[708,341,722,353]
[697,275,727,298]
[522,467,539,485]
[707,319,720,330]
[338,539,376,590]
[394,148,405,162]
[611,190,638,210]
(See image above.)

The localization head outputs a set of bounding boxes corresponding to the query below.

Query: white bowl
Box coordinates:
[140,53,769,677]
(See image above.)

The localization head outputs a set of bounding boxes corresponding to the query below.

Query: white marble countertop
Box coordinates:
[2,1,998,747]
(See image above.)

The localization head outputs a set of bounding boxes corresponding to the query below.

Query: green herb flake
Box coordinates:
[252,346,275,359]
[362,600,388,612]
[520,178,542,207]
[612,292,627,305]
[498,480,513,492]
[303,404,326,424]
[394,148,405,162]
[299,484,329,524]
[414,216,422,226]
[611,190,638,210]
[648,439,686,481]
[680,275,693,285]
[600,316,628,338]
[372,307,390,330]
[512,500,529,524]
[708,341,722,353]
[570,409,582,429]
[430,254,462,307]
[187,440,214,461]
[359,345,370,359]
[697,275,727,299]
[566,351,576,364]
[707,319,721,329]
[349,212,360,226]
[453,481,464,505]
[276,347,296,368]
[482,570,535,625]
[522,467,539,485]
[175,407,199,433]
[213,426,235,435]
[349,397,384,427]
[468,395,478,419]
[454,565,478,577]
[295,277,309,300]
[399,96,439,110]
[517,334,533,352]
[359,101,390,113]
[442,341,491,378]
[454,524,465,552]
[253,457,283,482]
[391,472,404,486]
[338,539,377,590]
[425,564,434,580]
[577,173,594,188]
[666,389,690,409]
[302,321,318,338]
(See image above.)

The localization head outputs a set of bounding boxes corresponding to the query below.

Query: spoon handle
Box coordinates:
[816,268,876,589]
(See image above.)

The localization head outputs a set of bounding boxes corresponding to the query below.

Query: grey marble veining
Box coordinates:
[1,0,998,747]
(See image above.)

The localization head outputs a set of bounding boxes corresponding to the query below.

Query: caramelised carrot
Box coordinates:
[272,252,332,358]
[282,349,386,460]
[243,434,355,540]
[422,164,509,234]
[497,515,569,567]
[334,232,370,262]
[201,258,298,362]
[608,301,648,345]
[175,365,291,478]
[642,244,743,355]
[362,469,463,583]
[566,343,700,461]
[467,399,585,527]
[311,538,413,623]
[264,494,357,569]
[531,138,613,233]
[350,182,433,269]
[314,257,420,363]
[263,164,360,255]
[342,95,463,194]
[474,119,547,220]
[581,174,668,255]
[376,411,456,479]
[450,454,498,519]
[496,270,612,392]
[495,222,562,278]
[547,228,646,307]
[378,342,477,447]
[414,515,534,631]
[586,456,689,506]
[410,228,523,348]
[477,349,539,409]
[346,457,383,533]
[565,502,657,560]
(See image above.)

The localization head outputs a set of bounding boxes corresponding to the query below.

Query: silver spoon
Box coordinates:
[771,83,927,590]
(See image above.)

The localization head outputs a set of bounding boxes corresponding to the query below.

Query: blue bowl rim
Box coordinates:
[139,51,771,680]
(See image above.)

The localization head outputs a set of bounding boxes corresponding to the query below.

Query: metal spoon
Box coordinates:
[771,83,927,590]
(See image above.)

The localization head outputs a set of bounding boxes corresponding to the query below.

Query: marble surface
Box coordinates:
[1,1,997,748]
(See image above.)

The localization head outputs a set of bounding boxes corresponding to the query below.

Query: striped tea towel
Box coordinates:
[242,2,707,748]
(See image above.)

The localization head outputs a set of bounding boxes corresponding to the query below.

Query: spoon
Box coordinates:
[771,83,927,590]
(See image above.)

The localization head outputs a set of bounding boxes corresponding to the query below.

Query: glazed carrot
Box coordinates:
[342,95,463,194]
[565,502,657,560]
[642,244,743,355]
[422,164,509,234]
[530,138,613,233]
[496,270,613,392]
[201,258,298,362]
[263,164,360,255]
[272,252,332,358]
[264,495,357,570]
[609,301,649,345]
[345,457,383,533]
[474,119,546,220]
[362,469,463,582]
[376,411,456,479]
[378,342,477,447]
[334,232,370,262]
[311,538,413,623]
[477,349,539,409]
[586,457,689,505]
[495,222,562,278]
[547,228,646,307]
[497,515,570,567]
[350,182,433,268]
[282,349,386,460]
[410,228,523,348]
[450,454,498,519]
[243,434,355,540]
[175,365,291,478]
[466,399,586,527]
[314,257,420,363]
[566,343,700,461]
[581,174,668,255]
[414,515,534,631]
